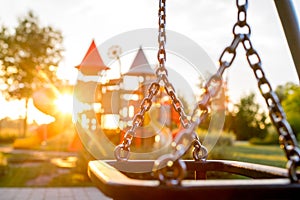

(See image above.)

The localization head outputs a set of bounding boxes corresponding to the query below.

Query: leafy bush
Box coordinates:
[0,153,8,176]
[249,126,280,145]
[0,128,20,143]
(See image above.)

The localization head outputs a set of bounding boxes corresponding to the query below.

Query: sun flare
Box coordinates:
[54,93,73,114]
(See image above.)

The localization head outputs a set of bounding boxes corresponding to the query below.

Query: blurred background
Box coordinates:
[0,0,299,188]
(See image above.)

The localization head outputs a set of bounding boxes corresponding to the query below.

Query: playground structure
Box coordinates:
[12,82,75,150]
[73,40,180,158]
[13,39,179,155]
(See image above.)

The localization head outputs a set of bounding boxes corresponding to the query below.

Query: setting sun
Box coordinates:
[54,93,73,114]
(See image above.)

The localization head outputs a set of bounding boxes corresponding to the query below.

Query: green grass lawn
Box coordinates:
[211,141,287,168]
[0,161,95,187]
[0,149,95,187]
[0,141,289,187]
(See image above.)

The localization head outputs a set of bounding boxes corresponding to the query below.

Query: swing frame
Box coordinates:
[87,1,300,199]
[88,159,300,200]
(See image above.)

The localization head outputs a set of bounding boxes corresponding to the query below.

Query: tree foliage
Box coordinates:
[0,11,64,136]
[0,11,64,100]
[232,92,269,140]
[280,83,300,137]
[275,81,298,103]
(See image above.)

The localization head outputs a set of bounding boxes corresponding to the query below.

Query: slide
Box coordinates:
[13,86,82,152]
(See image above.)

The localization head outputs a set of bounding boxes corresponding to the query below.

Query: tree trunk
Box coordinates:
[22,98,29,137]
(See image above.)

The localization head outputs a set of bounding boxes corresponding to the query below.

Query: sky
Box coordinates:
[0,0,299,121]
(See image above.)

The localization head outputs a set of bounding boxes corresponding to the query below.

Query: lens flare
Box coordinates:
[54,93,73,114]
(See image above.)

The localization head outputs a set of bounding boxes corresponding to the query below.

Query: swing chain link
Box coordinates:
[242,30,300,174]
[114,81,160,161]
[156,0,190,129]
[155,0,300,184]
[116,0,300,183]
[114,0,192,161]
[235,0,300,182]
[154,0,211,184]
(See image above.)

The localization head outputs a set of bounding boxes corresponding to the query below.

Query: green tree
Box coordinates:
[0,11,64,136]
[275,82,298,102]
[281,84,300,138]
[232,92,269,140]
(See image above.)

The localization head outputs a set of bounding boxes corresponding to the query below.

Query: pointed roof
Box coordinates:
[75,39,110,75]
[124,47,155,76]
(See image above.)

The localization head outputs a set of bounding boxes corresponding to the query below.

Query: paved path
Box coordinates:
[0,187,112,200]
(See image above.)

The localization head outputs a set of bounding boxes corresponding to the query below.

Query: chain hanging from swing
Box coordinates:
[114,0,300,184]
[114,0,207,164]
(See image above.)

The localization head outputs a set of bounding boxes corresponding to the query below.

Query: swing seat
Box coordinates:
[86,1,300,199]
[88,159,300,200]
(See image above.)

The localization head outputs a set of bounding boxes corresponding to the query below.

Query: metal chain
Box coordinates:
[114,0,191,161]
[235,0,300,183]
[160,2,246,165]
[153,26,242,186]
[114,82,160,161]
[152,3,243,186]
[156,0,190,129]
[154,0,300,184]
[115,0,299,183]
[152,0,241,184]
[156,0,207,165]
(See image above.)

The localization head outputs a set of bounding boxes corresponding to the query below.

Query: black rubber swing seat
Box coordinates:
[88,159,300,200]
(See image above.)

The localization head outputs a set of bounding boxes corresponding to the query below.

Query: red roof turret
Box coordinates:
[75,39,110,75]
